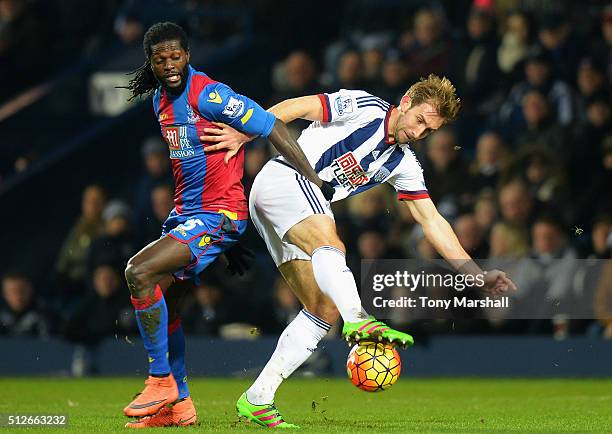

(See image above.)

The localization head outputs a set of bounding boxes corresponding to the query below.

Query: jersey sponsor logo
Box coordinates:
[222,96,245,118]
[334,95,353,116]
[331,152,369,192]
[373,166,390,182]
[186,104,201,124]
[207,90,222,104]
[163,126,195,159]
[164,127,181,150]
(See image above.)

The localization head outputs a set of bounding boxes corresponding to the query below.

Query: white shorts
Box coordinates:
[249,158,334,266]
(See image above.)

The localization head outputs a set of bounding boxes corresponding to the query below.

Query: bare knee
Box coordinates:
[125,257,155,298]
[286,216,345,255]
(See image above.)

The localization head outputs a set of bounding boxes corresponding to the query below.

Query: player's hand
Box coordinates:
[200,122,254,164]
[222,243,256,276]
[481,269,517,296]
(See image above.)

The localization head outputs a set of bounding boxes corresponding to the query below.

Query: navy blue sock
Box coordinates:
[168,317,189,399]
[132,285,171,375]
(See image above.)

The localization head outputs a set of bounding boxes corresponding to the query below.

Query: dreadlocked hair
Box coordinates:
[124,22,190,101]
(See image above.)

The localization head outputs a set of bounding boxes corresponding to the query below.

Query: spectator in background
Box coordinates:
[575,58,608,121]
[570,96,612,212]
[0,272,51,337]
[520,148,568,209]
[268,276,300,333]
[133,137,172,225]
[63,263,135,375]
[113,0,187,47]
[360,34,388,85]
[581,93,612,151]
[270,51,320,105]
[140,183,174,243]
[488,221,530,259]
[0,0,49,101]
[570,214,612,333]
[470,131,509,192]
[450,6,500,113]
[373,50,409,104]
[497,10,535,83]
[499,50,577,133]
[484,221,529,330]
[537,12,580,83]
[345,187,393,235]
[473,190,498,235]
[243,145,270,194]
[422,128,473,218]
[182,282,231,336]
[591,4,612,83]
[513,90,567,152]
[498,179,535,227]
[354,230,402,272]
[400,8,451,81]
[453,214,488,259]
[593,259,612,339]
[592,215,612,336]
[331,49,367,90]
[575,135,612,223]
[55,184,107,299]
[510,215,578,332]
[86,200,139,283]
[590,215,612,259]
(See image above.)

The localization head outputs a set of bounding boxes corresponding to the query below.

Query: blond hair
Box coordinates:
[405,74,461,122]
[490,221,530,258]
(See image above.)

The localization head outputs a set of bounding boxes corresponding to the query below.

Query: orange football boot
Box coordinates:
[125,396,197,428]
[123,374,179,417]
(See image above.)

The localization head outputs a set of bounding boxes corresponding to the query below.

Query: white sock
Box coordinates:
[246,309,330,405]
[311,246,364,323]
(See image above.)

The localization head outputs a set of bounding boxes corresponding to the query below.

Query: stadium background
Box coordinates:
[1,0,611,381]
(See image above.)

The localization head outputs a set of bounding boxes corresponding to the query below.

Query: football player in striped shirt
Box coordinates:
[202,75,516,427]
[120,22,334,428]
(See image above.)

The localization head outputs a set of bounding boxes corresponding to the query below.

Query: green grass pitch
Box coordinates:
[1,377,611,432]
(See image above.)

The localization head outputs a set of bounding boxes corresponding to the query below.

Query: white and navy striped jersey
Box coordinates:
[275,89,429,202]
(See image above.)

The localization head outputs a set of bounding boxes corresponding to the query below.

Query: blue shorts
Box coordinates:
[162,210,247,283]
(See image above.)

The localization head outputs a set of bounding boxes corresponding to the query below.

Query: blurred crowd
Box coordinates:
[2,0,612,356]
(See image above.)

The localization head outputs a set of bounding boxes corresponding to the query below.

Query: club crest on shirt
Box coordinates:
[162,125,195,159]
[334,95,353,116]
[373,167,390,182]
[186,104,201,124]
[331,152,368,192]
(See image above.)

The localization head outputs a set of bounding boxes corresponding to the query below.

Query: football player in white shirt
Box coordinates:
[201,75,516,428]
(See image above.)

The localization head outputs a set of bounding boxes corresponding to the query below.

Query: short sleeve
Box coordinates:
[387,151,430,201]
[318,89,389,123]
[198,82,276,137]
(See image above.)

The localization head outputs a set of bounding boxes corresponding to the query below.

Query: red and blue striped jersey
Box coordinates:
[152,65,276,219]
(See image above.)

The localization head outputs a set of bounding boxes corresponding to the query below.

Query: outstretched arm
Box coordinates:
[403,198,517,295]
[200,95,324,158]
[267,95,323,123]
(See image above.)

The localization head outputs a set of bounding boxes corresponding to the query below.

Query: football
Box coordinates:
[346,342,401,392]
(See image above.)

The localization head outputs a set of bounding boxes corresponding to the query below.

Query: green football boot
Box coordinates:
[236,393,299,429]
[342,316,414,348]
